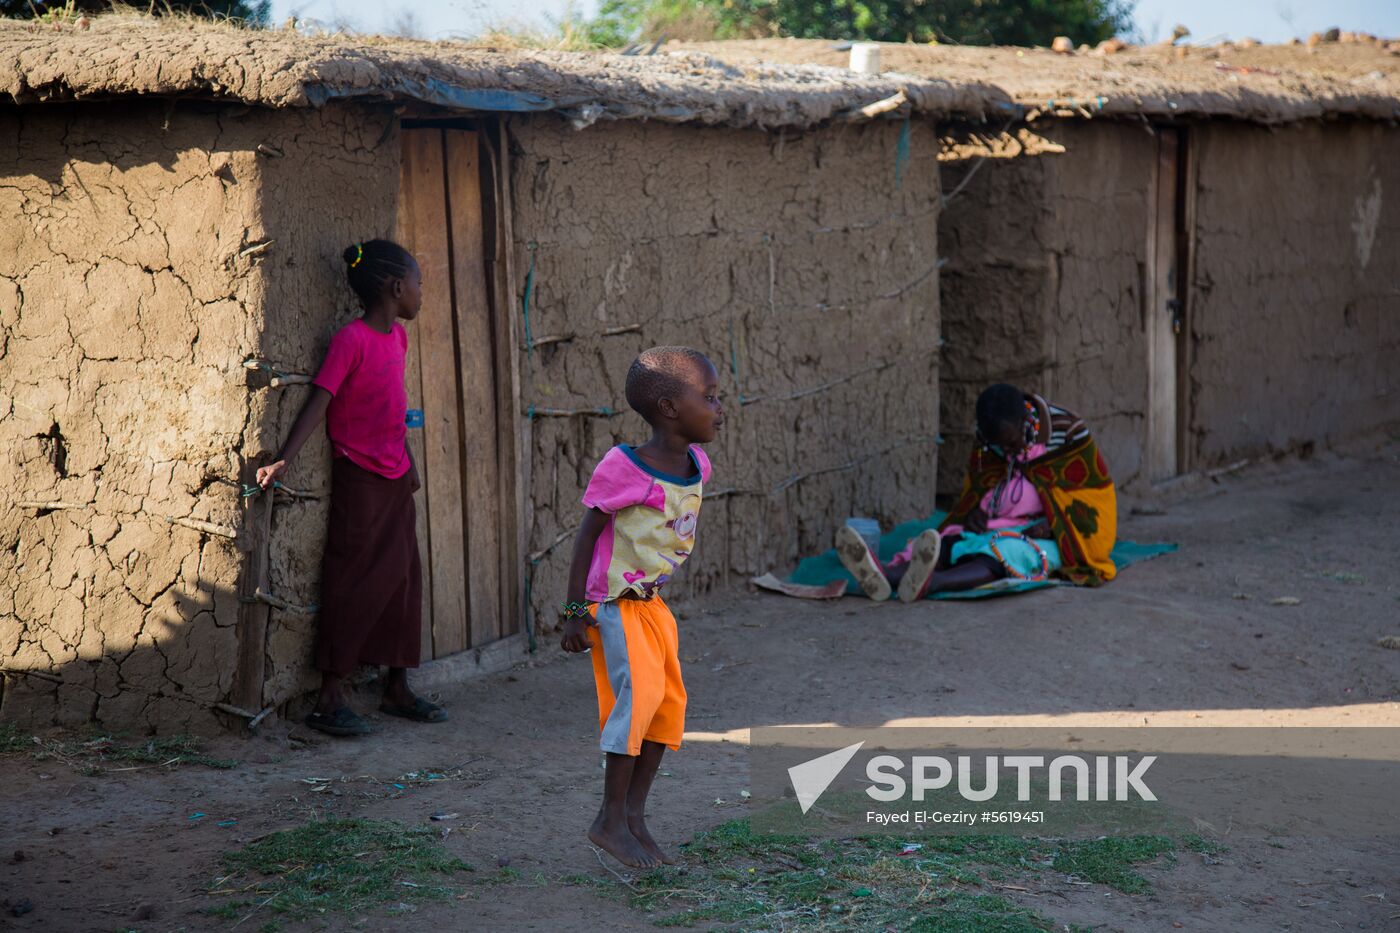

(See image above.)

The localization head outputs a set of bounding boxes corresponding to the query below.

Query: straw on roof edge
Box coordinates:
[1,19,1397,127]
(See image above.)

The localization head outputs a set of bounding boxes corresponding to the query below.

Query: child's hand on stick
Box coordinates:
[257,460,287,490]
[257,387,331,491]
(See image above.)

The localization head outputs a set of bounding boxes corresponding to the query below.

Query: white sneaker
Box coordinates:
[835,525,892,601]
[897,529,942,603]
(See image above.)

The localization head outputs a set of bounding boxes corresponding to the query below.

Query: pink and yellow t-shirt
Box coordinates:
[582,445,713,602]
[311,319,411,480]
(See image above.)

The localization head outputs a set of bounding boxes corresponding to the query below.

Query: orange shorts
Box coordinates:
[587,596,686,756]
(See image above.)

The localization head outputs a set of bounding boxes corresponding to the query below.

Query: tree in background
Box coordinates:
[1,1,272,25]
[582,0,1135,47]
[580,0,724,46]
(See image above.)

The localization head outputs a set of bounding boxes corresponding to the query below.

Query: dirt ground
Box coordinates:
[3,443,1399,932]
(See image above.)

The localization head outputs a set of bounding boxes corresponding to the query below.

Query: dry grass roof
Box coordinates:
[681,38,1400,123]
[0,17,978,129]
[2,17,1397,127]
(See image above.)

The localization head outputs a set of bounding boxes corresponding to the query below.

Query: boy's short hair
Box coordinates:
[625,347,712,422]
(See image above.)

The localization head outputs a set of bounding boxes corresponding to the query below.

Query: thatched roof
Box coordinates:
[2,18,1397,127]
[680,38,1400,124]
[0,18,983,129]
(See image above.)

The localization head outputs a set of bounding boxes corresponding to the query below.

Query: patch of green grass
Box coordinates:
[211,818,473,922]
[80,734,237,770]
[0,725,236,773]
[476,865,527,886]
[1322,570,1367,584]
[1051,836,1176,894]
[575,820,1189,929]
[0,721,30,753]
[1181,834,1225,854]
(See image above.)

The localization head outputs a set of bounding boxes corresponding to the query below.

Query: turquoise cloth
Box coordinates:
[948,525,1063,579]
[788,512,1178,601]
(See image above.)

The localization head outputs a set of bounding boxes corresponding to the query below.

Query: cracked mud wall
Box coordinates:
[0,100,269,730]
[938,122,1154,495]
[1189,121,1400,463]
[0,100,400,730]
[508,116,941,620]
[938,147,1053,496]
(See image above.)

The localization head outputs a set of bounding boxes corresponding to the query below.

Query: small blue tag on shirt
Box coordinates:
[405,408,424,428]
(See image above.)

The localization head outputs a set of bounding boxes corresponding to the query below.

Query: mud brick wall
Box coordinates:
[0,101,265,730]
[938,149,1051,496]
[1189,121,1400,464]
[0,100,398,730]
[508,116,942,622]
[938,122,1155,495]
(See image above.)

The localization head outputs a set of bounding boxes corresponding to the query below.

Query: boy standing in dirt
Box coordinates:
[560,346,724,868]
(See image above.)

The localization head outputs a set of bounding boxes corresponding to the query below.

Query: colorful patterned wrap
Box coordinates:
[941,404,1117,585]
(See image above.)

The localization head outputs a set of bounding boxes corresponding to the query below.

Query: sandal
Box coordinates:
[835,525,892,601]
[898,529,942,603]
[305,707,372,737]
[379,697,449,723]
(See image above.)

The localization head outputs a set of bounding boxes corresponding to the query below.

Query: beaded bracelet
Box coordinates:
[987,530,1051,582]
[560,601,592,620]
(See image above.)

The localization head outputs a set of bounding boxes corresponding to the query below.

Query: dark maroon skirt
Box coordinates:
[315,458,422,675]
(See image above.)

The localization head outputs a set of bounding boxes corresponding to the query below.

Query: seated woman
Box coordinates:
[837,383,1118,601]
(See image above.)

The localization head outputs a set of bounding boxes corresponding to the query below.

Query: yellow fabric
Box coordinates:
[941,434,1118,586]
[1045,478,1117,583]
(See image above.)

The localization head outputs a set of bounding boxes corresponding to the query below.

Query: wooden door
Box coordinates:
[1145,127,1193,482]
[395,126,516,659]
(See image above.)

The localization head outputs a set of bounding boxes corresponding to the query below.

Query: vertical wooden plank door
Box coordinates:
[1173,130,1196,476]
[395,125,516,659]
[1145,127,1183,483]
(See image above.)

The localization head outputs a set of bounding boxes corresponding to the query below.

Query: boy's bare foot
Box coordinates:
[628,815,677,865]
[589,815,658,869]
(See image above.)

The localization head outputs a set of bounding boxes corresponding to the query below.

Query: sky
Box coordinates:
[266,0,1400,44]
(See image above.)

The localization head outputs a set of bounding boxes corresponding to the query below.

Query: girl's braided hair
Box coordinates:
[342,239,413,307]
[975,383,1026,442]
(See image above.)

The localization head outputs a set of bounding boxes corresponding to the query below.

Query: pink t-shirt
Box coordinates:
[942,442,1047,536]
[581,445,713,602]
[311,319,411,479]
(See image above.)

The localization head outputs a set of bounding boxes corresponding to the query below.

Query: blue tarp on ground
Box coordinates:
[788,512,1178,600]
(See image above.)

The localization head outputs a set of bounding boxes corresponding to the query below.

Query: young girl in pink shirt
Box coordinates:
[257,239,446,737]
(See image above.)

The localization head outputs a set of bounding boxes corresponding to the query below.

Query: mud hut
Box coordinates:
[690,38,1400,493]
[0,19,974,730]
